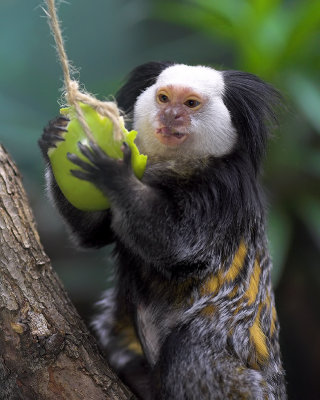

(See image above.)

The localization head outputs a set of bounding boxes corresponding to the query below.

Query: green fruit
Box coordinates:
[48,102,147,211]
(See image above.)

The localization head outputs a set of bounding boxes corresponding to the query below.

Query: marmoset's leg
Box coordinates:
[92,288,151,399]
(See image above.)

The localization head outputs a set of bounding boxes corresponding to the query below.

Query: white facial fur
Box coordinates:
[133,64,237,161]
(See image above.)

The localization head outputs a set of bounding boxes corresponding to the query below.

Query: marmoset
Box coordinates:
[39,62,287,399]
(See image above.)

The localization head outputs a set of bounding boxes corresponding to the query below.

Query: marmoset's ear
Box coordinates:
[116,61,174,115]
[222,71,281,172]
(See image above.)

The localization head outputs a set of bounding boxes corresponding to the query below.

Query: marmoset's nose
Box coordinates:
[160,107,186,127]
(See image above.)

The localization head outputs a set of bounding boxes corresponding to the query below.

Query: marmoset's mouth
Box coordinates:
[155,127,188,146]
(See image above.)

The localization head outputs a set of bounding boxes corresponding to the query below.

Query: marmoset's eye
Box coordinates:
[158,93,169,103]
[184,99,201,108]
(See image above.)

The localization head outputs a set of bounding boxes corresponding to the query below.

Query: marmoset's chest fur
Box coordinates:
[132,238,279,373]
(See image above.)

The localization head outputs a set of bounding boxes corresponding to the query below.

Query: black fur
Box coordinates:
[50,178,115,248]
[39,63,286,399]
[39,117,115,248]
[223,70,281,172]
[116,61,174,115]
[153,319,267,400]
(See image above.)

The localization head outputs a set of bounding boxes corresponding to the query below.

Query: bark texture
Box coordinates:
[0,144,134,400]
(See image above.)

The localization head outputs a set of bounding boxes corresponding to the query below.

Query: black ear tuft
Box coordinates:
[116,61,174,115]
[222,71,281,172]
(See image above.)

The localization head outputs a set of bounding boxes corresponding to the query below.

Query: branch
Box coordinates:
[0,144,134,399]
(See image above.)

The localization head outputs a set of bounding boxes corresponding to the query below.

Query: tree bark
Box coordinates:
[0,144,134,400]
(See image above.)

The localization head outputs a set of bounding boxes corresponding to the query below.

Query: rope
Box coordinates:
[44,0,124,142]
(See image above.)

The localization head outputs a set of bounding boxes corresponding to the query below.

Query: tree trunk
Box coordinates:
[0,144,134,400]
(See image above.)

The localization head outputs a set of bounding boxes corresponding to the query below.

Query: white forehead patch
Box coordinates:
[156,64,225,96]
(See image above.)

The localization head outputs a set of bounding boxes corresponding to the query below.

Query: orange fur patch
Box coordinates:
[201,241,247,297]
[201,274,222,296]
[271,305,277,336]
[225,240,247,282]
[201,304,216,317]
[245,260,261,305]
[116,323,143,355]
[228,285,239,299]
[249,304,269,366]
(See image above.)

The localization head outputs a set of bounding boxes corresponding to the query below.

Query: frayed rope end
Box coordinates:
[45,0,124,143]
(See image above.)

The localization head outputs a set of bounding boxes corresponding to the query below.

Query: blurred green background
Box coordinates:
[1,0,319,398]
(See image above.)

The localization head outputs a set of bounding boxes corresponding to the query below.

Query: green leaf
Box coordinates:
[280,0,320,61]
[187,0,250,24]
[247,0,282,15]
[153,1,234,38]
[286,73,320,133]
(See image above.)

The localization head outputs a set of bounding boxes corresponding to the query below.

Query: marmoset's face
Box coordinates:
[133,64,237,160]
